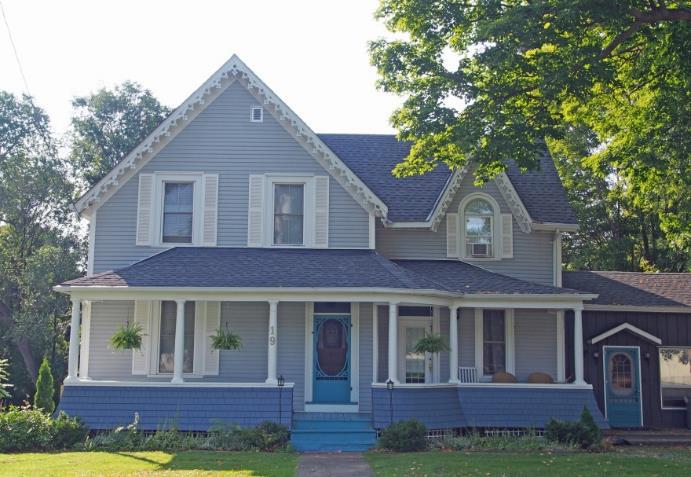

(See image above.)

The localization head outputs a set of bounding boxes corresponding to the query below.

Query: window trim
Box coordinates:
[250,105,263,123]
[148,301,204,379]
[153,172,204,247]
[474,308,515,380]
[264,175,315,248]
[459,193,502,261]
[658,345,691,411]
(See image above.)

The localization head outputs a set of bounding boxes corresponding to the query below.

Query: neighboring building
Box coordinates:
[563,271,691,429]
[56,55,610,451]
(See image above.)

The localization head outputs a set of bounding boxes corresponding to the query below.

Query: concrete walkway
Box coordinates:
[297,453,374,477]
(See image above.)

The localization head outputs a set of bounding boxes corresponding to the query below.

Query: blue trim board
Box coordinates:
[372,387,608,430]
[56,386,293,431]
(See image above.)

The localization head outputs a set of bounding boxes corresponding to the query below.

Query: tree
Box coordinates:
[70,81,171,188]
[34,356,55,414]
[0,93,81,399]
[370,1,690,270]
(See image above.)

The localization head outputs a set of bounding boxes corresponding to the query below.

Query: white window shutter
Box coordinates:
[247,175,265,247]
[132,301,152,375]
[201,174,219,246]
[204,301,221,375]
[446,213,459,258]
[313,176,329,248]
[136,174,154,246]
[501,213,514,258]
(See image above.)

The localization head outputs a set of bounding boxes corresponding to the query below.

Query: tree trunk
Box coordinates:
[0,301,39,383]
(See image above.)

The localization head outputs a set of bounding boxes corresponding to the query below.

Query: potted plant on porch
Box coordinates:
[210,324,243,351]
[414,333,448,355]
[110,322,144,350]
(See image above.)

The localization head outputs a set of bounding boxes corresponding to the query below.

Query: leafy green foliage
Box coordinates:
[414,333,448,354]
[0,358,11,400]
[51,411,89,450]
[370,1,690,270]
[545,407,602,449]
[378,420,428,452]
[70,82,171,188]
[208,421,290,451]
[433,429,572,451]
[210,328,242,351]
[34,356,55,413]
[110,322,144,350]
[0,406,85,451]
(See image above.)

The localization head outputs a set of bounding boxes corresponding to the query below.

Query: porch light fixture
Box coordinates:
[386,379,394,426]
[386,379,394,391]
[278,375,285,387]
[278,375,285,425]
[592,351,600,360]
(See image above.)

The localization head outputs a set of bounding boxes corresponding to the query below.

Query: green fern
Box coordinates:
[0,358,12,400]
[414,333,448,354]
[211,328,242,351]
[110,322,143,350]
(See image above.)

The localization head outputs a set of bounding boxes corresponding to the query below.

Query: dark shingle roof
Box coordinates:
[62,248,442,290]
[318,134,577,224]
[563,271,691,308]
[394,260,582,295]
[62,248,587,297]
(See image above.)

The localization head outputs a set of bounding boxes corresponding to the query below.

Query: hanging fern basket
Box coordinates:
[211,326,242,351]
[414,333,448,354]
[110,322,143,350]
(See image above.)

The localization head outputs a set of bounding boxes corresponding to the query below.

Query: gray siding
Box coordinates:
[376,171,556,286]
[514,309,558,381]
[358,303,374,412]
[459,308,475,368]
[93,81,369,273]
[87,301,134,380]
[276,302,306,412]
[439,308,450,382]
[218,302,268,382]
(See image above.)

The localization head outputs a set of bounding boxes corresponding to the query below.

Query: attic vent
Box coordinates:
[250,106,263,122]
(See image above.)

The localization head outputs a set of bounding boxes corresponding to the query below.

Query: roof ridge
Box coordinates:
[567,270,690,276]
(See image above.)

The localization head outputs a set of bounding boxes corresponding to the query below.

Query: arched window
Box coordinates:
[464,198,494,257]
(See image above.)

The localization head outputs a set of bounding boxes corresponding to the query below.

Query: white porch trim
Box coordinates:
[371,382,593,390]
[65,297,81,384]
[63,379,294,388]
[590,322,662,345]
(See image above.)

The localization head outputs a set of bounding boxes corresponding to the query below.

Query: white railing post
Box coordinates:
[573,307,585,385]
[266,300,279,384]
[387,302,399,383]
[449,305,460,383]
[65,297,81,383]
[171,299,186,384]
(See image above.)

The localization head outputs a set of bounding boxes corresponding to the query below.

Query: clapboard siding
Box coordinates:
[88,301,135,380]
[359,303,374,412]
[92,82,369,273]
[218,302,268,382]
[439,308,450,382]
[276,302,306,412]
[377,306,389,382]
[514,310,558,381]
[459,308,475,368]
[376,171,556,286]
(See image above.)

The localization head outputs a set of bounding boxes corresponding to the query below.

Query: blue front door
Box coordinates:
[604,347,643,428]
[313,315,351,403]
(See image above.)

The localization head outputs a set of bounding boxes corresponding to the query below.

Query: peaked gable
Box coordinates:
[75,55,387,218]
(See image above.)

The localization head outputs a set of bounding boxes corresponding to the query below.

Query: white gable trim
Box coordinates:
[493,173,532,233]
[75,55,387,219]
[590,322,662,345]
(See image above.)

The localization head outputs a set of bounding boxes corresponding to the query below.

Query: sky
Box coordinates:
[0,0,400,137]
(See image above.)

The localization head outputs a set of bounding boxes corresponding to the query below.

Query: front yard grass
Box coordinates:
[366,446,691,477]
[0,450,298,477]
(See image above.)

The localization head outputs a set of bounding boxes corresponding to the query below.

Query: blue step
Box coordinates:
[291,413,377,452]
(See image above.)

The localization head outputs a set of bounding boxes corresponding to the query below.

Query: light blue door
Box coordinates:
[604,347,643,428]
[313,315,351,403]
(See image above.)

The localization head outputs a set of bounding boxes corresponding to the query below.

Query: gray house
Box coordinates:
[56,55,606,451]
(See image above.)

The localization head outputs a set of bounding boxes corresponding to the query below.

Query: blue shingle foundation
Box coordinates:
[57,385,293,431]
[372,386,608,430]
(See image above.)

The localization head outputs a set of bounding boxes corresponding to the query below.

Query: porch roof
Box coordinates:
[60,248,586,298]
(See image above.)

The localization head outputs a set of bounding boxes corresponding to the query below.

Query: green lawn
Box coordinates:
[0,451,298,477]
[366,447,691,477]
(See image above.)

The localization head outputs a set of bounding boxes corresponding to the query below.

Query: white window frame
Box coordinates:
[474,308,515,380]
[264,175,315,248]
[459,193,502,261]
[148,301,204,378]
[658,346,691,411]
[153,172,204,247]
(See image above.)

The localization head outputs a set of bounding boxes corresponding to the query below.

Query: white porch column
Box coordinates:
[171,299,186,384]
[65,297,81,383]
[573,306,585,385]
[387,302,399,384]
[448,305,460,383]
[266,300,278,385]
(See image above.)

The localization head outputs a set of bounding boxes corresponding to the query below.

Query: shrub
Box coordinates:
[433,429,572,452]
[82,413,142,451]
[255,421,290,451]
[545,407,602,449]
[378,420,428,452]
[0,406,55,452]
[52,412,89,449]
[34,357,55,414]
[207,421,289,451]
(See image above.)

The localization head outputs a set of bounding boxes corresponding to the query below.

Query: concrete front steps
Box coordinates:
[290,412,377,452]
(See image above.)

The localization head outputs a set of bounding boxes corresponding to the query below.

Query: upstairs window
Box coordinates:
[162,182,194,243]
[465,198,494,258]
[273,183,304,245]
